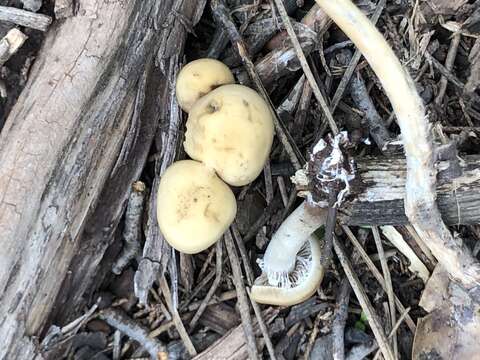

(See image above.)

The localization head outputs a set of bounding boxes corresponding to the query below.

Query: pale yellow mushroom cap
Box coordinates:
[156,160,237,254]
[184,84,274,187]
[175,58,235,113]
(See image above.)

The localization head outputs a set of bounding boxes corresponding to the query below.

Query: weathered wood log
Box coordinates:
[50,0,206,327]
[340,155,480,225]
[0,1,203,358]
[0,5,51,31]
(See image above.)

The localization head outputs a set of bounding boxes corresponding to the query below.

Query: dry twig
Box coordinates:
[211,0,304,170]
[189,241,223,330]
[330,0,386,112]
[0,5,51,31]
[159,276,197,357]
[332,277,351,360]
[224,229,260,360]
[435,34,461,105]
[333,236,395,360]
[231,226,276,360]
[113,181,147,275]
[343,226,416,332]
[302,310,324,360]
[372,226,397,358]
[273,0,339,135]
[100,308,167,360]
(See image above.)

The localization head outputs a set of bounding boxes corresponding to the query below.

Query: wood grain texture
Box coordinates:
[0,5,51,31]
[340,156,480,225]
[0,0,204,357]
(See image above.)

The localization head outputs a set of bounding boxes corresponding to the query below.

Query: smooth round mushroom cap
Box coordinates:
[175,58,235,113]
[157,160,237,254]
[250,235,324,306]
[184,84,274,186]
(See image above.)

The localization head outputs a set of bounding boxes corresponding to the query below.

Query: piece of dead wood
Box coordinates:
[337,155,480,226]
[189,241,223,330]
[0,28,27,66]
[0,5,51,31]
[332,278,351,360]
[224,229,260,360]
[273,0,339,135]
[0,1,205,358]
[100,308,167,360]
[340,51,392,150]
[193,309,278,360]
[236,18,319,90]
[112,181,146,275]
[134,0,208,306]
[266,4,331,50]
[285,297,330,328]
[159,276,197,357]
[466,38,480,95]
[180,253,195,294]
[197,303,240,335]
[412,265,480,359]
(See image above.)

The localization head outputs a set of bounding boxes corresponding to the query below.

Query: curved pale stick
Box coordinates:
[315,0,480,289]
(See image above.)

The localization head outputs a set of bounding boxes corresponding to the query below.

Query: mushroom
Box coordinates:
[175,58,235,113]
[156,160,237,254]
[184,84,274,186]
[250,130,353,306]
[250,202,326,305]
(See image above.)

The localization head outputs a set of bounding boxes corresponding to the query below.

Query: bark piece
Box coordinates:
[0,28,27,66]
[0,1,202,358]
[413,265,480,359]
[112,181,146,275]
[193,309,277,360]
[0,6,51,31]
[339,155,480,225]
[199,303,240,334]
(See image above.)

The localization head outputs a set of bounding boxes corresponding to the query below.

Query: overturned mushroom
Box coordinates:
[176,58,235,112]
[156,160,237,254]
[184,84,274,186]
[251,203,326,306]
[251,132,353,306]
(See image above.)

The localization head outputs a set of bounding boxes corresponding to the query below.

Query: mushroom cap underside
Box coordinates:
[250,235,324,306]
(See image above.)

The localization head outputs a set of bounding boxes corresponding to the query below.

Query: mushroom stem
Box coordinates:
[262,201,326,286]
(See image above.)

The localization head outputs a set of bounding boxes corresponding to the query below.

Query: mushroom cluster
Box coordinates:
[157,58,274,254]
